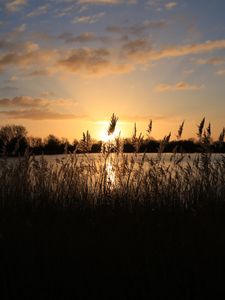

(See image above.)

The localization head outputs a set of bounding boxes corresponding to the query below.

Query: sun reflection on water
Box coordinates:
[106,158,115,188]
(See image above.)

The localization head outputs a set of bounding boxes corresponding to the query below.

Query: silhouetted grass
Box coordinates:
[1,151,224,212]
[1,117,225,298]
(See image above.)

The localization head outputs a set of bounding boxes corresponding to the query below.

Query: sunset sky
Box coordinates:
[0,0,225,141]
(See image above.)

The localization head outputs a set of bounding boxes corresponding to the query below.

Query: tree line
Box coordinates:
[0,124,225,156]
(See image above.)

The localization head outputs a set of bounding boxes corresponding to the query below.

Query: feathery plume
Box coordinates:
[108,113,118,136]
[176,121,185,140]
[197,117,205,139]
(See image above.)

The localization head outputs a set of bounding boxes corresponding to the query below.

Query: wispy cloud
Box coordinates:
[54,4,77,17]
[147,0,176,11]
[59,32,98,43]
[29,68,53,77]
[72,12,105,24]
[0,96,47,108]
[78,0,136,4]
[0,110,85,120]
[122,39,225,63]
[196,57,225,65]
[215,69,225,76]
[0,24,27,47]
[165,2,177,10]
[155,81,204,92]
[40,91,56,98]
[57,47,133,76]
[106,20,167,36]
[0,24,27,51]
[183,69,194,76]
[156,40,225,59]
[0,96,77,108]
[122,39,152,56]
[0,39,13,50]
[0,42,57,71]
[27,5,49,17]
[0,86,19,93]
[5,0,27,12]
[58,48,109,72]
[16,23,27,32]
[0,96,82,120]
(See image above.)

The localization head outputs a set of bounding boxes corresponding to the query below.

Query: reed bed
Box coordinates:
[0,149,225,213]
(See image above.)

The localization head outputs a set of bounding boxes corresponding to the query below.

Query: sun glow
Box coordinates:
[100,128,120,142]
[98,121,121,142]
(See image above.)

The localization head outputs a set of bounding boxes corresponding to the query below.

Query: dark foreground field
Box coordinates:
[1,148,225,299]
[1,204,225,299]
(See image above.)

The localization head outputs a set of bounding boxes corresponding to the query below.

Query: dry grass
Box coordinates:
[0,145,224,213]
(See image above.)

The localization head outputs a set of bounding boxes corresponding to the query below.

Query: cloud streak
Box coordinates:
[27,5,49,17]
[0,86,19,93]
[72,12,105,24]
[5,0,27,12]
[165,2,177,10]
[0,42,57,71]
[0,96,82,120]
[59,31,108,44]
[155,81,204,92]
[78,0,136,4]
[196,57,225,65]
[0,96,77,108]
[106,20,167,36]
[122,39,225,63]
[0,110,85,120]
[216,69,225,76]
[57,47,133,76]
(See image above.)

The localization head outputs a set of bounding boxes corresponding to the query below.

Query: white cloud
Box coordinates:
[165,2,177,10]
[72,12,105,24]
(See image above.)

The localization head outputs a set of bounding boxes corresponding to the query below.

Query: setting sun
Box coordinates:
[98,121,121,142]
